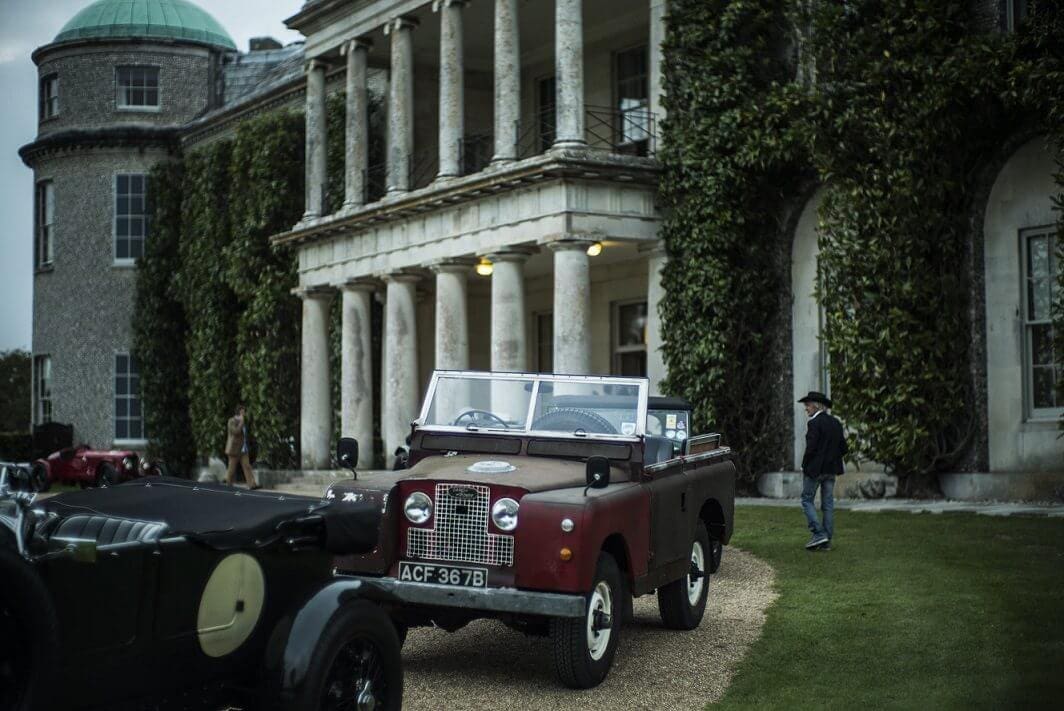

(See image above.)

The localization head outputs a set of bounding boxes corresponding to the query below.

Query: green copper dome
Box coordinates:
[55,0,236,50]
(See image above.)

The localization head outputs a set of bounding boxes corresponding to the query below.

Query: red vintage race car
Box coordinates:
[30,446,165,491]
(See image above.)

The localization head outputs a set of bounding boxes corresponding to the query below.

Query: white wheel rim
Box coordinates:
[687,541,706,606]
[586,580,613,661]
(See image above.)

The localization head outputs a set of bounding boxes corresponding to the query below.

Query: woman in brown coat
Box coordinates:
[225,404,261,489]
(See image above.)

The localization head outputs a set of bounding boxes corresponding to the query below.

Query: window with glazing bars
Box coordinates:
[116,66,159,108]
[35,355,52,424]
[115,174,148,261]
[614,46,650,147]
[39,74,58,119]
[1022,227,1060,418]
[36,181,54,267]
[612,300,648,376]
[115,354,144,440]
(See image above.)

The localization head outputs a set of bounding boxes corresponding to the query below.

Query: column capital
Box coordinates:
[292,285,336,301]
[432,0,467,10]
[483,247,537,263]
[638,239,667,257]
[384,15,419,34]
[378,268,426,284]
[544,237,598,253]
[305,57,330,73]
[339,277,382,293]
[340,37,374,55]
[427,257,476,274]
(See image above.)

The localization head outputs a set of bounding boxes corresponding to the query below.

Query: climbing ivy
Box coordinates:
[132,160,195,476]
[661,0,1063,490]
[134,88,387,469]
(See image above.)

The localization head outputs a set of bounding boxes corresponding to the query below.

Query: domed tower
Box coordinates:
[20,0,236,449]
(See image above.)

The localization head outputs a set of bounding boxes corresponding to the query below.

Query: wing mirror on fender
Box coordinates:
[584,456,610,496]
[336,438,359,479]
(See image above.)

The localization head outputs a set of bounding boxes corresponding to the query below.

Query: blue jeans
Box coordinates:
[801,475,835,539]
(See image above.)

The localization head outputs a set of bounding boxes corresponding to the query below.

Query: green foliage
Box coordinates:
[0,432,32,462]
[661,0,1064,486]
[132,161,196,475]
[227,110,305,468]
[0,350,31,433]
[175,142,241,459]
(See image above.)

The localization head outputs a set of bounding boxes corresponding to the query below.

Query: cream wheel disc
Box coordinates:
[197,552,265,658]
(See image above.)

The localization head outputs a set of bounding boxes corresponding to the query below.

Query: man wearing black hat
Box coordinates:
[797,391,847,551]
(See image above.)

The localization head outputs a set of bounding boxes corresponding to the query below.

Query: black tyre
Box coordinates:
[30,464,49,493]
[550,552,624,689]
[279,600,402,711]
[96,462,117,488]
[0,546,59,711]
[657,521,711,630]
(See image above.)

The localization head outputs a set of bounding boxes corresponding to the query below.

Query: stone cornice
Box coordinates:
[19,125,179,166]
[271,149,661,249]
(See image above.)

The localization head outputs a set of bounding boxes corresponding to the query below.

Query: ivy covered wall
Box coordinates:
[135,90,386,472]
[660,0,1063,491]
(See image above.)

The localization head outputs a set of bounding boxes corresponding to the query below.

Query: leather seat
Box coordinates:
[644,436,676,466]
[50,514,168,548]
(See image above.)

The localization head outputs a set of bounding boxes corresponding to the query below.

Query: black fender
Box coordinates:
[264,577,400,704]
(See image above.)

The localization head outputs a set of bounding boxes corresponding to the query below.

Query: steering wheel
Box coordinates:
[532,408,618,435]
[452,409,510,429]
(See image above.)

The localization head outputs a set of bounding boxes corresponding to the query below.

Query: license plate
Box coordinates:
[398,562,488,588]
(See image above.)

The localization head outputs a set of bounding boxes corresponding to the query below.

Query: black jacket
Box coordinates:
[802,411,847,477]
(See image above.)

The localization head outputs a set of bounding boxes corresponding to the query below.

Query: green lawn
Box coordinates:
[715,506,1064,709]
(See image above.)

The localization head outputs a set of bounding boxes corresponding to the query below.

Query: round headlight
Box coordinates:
[122,456,135,470]
[491,498,520,532]
[404,492,433,525]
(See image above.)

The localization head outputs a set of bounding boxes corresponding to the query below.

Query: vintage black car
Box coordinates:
[0,457,403,711]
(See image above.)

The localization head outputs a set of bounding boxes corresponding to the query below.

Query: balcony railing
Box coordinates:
[460,133,494,176]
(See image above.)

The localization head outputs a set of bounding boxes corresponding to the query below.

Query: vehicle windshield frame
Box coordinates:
[416,370,649,441]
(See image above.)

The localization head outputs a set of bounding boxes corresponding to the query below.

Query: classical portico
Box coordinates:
[280,0,670,465]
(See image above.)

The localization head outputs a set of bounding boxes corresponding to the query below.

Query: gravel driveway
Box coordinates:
[401,548,777,710]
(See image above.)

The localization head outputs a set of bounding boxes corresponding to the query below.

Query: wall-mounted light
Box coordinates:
[475,257,494,276]
[586,242,603,257]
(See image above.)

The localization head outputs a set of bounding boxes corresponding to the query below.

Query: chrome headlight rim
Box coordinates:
[122,455,136,471]
[491,497,520,532]
[404,491,433,525]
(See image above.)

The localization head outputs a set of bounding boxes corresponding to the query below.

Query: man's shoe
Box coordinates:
[816,541,832,551]
[805,534,829,549]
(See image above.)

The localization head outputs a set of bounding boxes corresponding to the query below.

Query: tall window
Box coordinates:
[36,181,54,268]
[39,74,59,120]
[536,312,554,374]
[538,76,556,152]
[614,46,650,151]
[1022,227,1060,418]
[34,355,52,424]
[115,174,148,262]
[115,354,144,441]
[1007,0,1029,31]
[612,300,648,376]
[116,66,160,109]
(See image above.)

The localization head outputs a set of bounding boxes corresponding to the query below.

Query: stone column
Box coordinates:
[303,59,329,220]
[435,0,466,180]
[299,287,334,469]
[488,250,532,372]
[385,17,418,194]
[342,39,372,211]
[550,241,593,374]
[340,280,376,468]
[492,0,520,162]
[430,260,471,370]
[642,241,667,395]
[554,0,585,147]
[381,272,420,458]
[649,0,667,125]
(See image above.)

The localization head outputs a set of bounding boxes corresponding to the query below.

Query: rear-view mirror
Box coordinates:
[336,438,359,472]
[585,456,611,493]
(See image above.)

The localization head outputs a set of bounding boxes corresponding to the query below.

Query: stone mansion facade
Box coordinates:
[21,0,1060,496]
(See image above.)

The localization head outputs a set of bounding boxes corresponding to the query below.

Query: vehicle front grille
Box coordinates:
[407,483,515,567]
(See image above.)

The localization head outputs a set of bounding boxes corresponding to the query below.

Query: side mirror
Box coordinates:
[336,438,359,474]
[584,456,610,495]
